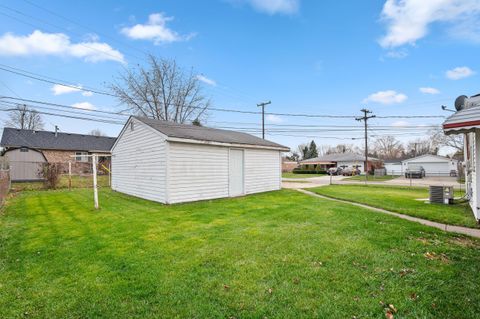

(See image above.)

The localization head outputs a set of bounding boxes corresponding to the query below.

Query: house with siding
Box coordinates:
[299,152,382,173]
[443,93,480,222]
[111,116,289,204]
[1,127,115,181]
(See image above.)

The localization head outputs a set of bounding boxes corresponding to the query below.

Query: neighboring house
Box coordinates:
[385,155,458,176]
[0,128,116,181]
[443,93,480,221]
[282,160,298,172]
[300,152,382,172]
[111,116,289,204]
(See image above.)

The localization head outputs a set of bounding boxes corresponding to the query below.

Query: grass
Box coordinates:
[311,184,477,228]
[343,175,399,182]
[1,189,480,318]
[11,175,110,191]
[282,172,325,178]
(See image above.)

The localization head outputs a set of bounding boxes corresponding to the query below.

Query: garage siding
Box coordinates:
[111,120,167,203]
[244,149,281,194]
[167,142,229,204]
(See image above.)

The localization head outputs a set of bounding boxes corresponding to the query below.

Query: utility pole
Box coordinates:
[356,109,376,182]
[257,101,271,139]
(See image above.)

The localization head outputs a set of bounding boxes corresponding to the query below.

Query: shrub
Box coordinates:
[292,168,326,174]
[42,163,62,189]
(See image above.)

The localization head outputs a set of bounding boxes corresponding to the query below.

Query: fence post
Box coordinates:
[108,162,111,187]
[68,161,72,190]
[92,155,99,210]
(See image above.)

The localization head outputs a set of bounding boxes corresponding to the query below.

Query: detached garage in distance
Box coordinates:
[111,117,290,204]
[384,154,458,176]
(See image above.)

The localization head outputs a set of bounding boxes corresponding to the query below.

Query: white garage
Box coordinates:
[401,154,458,177]
[111,116,289,204]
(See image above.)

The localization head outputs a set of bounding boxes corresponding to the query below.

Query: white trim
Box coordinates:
[165,140,171,204]
[166,136,289,152]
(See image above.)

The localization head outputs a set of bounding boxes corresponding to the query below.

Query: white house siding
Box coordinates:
[167,142,229,204]
[244,149,281,194]
[384,163,402,175]
[467,131,480,220]
[112,120,167,203]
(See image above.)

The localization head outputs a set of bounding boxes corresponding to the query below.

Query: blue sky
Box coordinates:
[0,0,479,153]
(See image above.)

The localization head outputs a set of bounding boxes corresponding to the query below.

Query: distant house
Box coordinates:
[111,116,289,204]
[0,128,116,181]
[300,152,382,173]
[443,93,480,221]
[385,154,458,176]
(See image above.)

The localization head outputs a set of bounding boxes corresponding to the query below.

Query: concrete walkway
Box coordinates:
[297,188,480,239]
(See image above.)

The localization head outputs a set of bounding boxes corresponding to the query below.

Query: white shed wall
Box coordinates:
[111,119,167,203]
[244,149,281,194]
[167,142,229,204]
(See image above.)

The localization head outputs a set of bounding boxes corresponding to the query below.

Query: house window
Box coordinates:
[75,152,88,162]
[20,147,28,152]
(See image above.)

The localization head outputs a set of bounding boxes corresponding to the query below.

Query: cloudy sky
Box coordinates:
[0,0,479,152]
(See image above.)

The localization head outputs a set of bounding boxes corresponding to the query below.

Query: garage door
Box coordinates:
[415,162,451,176]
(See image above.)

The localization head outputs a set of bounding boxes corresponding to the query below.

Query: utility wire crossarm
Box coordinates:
[257,101,271,139]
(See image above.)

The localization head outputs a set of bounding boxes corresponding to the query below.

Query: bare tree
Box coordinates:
[110,55,210,123]
[407,137,438,156]
[5,104,44,130]
[430,128,463,153]
[372,136,404,159]
[89,129,107,136]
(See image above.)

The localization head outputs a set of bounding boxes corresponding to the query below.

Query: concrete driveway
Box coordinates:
[282,175,462,189]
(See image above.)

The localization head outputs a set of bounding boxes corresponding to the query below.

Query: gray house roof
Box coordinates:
[1,127,116,152]
[134,116,290,151]
[301,152,380,163]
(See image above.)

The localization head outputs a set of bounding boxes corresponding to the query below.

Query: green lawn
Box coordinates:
[1,189,480,318]
[11,175,110,191]
[311,184,477,228]
[343,175,399,182]
[282,172,324,178]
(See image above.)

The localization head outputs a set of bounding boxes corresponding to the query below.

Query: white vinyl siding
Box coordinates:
[244,149,281,194]
[111,119,167,203]
[167,142,229,204]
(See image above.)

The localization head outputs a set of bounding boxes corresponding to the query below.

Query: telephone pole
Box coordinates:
[257,101,271,139]
[356,109,376,181]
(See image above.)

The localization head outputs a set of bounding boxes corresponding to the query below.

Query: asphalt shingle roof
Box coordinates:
[1,128,116,152]
[134,117,290,150]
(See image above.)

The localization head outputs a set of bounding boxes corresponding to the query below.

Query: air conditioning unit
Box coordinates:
[429,186,454,204]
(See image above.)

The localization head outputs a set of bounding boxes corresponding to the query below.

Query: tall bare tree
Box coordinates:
[407,137,438,156]
[5,104,44,130]
[430,128,463,153]
[372,135,404,159]
[110,55,210,123]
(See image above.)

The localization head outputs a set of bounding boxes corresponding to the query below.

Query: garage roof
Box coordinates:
[1,127,116,152]
[134,116,290,151]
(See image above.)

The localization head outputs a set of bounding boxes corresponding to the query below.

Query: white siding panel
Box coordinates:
[112,119,167,203]
[244,149,281,194]
[168,142,229,203]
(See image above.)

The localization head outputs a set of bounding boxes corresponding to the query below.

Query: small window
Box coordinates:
[75,152,88,162]
[20,147,28,152]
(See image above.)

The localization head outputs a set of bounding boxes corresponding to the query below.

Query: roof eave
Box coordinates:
[167,136,290,151]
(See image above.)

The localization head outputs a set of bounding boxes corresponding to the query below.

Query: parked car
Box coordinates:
[328,167,343,175]
[342,167,361,176]
[405,165,425,178]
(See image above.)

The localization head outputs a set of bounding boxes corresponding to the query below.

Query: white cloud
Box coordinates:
[391,120,409,127]
[51,84,93,97]
[379,0,480,48]
[72,102,95,110]
[121,13,194,44]
[363,90,407,105]
[247,0,299,14]
[0,30,125,63]
[446,66,475,80]
[385,49,408,59]
[419,87,440,94]
[196,74,216,86]
[266,114,284,123]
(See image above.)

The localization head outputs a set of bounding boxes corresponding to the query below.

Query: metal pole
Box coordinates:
[92,154,99,209]
[257,101,271,139]
[68,161,72,190]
